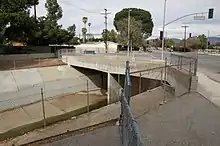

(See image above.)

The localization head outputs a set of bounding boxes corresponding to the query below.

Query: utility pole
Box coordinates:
[207,30,210,49]
[161,0,167,60]
[182,25,189,52]
[101,9,111,53]
[34,0,37,22]
[127,9,131,56]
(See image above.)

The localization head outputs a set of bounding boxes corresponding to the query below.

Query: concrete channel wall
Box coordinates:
[108,73,122,104]
[0,65,102,111]
[167,67,198,96]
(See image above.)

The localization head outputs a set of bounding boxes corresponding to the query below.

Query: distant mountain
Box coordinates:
[170,38,181,43]
[208,37,220,45]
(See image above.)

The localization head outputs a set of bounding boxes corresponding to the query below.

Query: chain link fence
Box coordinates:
[119,61,144,146]
[119,56,197,145]
[0,58,64,71]
[170,53,198,76]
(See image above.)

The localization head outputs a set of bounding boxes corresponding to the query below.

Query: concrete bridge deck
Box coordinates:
[62,55,198,100]
[62,55,165,75]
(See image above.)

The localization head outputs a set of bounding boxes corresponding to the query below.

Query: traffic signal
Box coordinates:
[160,31,163,40]
[189,33,192,38]
[208,8,214,19]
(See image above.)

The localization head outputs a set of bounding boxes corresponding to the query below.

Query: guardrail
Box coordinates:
[119,61,144,146]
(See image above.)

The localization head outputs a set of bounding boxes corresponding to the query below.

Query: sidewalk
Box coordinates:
[197,72,220,107]
[0,90,106,141]
[1,86,173,145]
[138,92,220,145]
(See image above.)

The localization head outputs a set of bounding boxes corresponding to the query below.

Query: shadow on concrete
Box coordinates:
[111,74,161,97]
[71,66,107,95]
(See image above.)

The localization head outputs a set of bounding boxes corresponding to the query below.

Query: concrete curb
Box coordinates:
[206,75,220,84]
[0,99,107,141]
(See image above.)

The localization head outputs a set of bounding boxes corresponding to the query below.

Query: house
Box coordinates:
[75,41,119,54]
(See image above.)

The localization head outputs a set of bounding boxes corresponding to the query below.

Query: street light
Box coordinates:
[161,0,167,60]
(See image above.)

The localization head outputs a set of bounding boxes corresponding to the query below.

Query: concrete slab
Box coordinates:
[37,65,83,82]
[22,102,64,121]
[0,108,31,133]
[49,94,106,113]
[0,71,18,93]
[12,68,43,90]
[43,126,120,146]
[197,72,220,107]
[137,93,220,146]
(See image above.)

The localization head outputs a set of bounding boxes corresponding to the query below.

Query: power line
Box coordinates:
[60,0,102,14]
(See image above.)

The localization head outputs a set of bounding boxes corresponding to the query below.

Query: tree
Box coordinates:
[67,24,76,37]
[45,0,62,21]
[101,29,117,43]
[116,17,144,48]
[0,0,39,42]
[166,39,175,48]
[114,8,154,36]
[186,38,200,50]
[198,34,207,50]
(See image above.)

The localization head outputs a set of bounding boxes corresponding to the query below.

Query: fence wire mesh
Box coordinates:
[0,58,64,71]
[119,61,144,146]
[170,53,198,76]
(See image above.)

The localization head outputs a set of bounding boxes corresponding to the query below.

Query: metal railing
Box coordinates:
[119,61,144,146]
[170,53,198,76]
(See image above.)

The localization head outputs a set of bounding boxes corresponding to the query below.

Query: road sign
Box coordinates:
[193,15,206,20]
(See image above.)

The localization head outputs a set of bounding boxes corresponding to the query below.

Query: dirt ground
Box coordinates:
[0,59,66,70]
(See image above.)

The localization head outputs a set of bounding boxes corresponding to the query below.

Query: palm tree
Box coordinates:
[82,17,88,43]
[82,17,88,28]
[88,22,91,34]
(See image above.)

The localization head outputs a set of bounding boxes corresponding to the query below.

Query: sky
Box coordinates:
[33,0,220,39]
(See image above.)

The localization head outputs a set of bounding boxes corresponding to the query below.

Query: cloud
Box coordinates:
[31,0,220,38]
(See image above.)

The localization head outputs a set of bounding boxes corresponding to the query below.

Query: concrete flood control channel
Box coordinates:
[0,65,103,111]
[0,63,163,142]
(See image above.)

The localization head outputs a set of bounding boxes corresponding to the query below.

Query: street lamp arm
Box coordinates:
[165,12,208,26]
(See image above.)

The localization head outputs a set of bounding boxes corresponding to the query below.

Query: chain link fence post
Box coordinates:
[163,57,167,102]
[86,80,90,113]
[188,59,192,93]
[139,72,142,94]
[41,88,46,128]
[13,60,16,70]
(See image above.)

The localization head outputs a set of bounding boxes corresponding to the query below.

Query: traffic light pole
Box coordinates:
[165,10,213,27]
[161,0,167,60]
